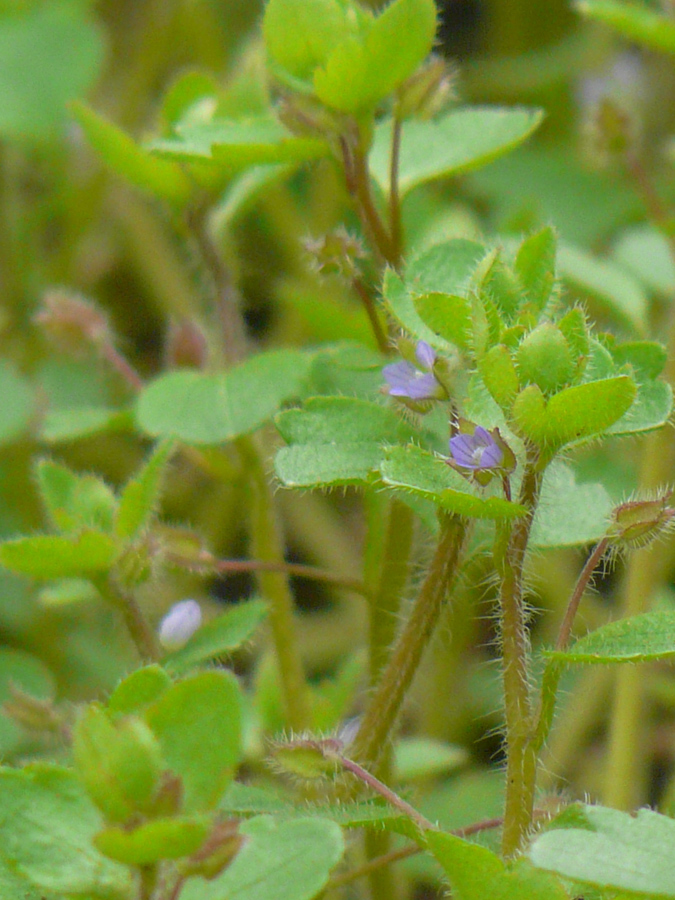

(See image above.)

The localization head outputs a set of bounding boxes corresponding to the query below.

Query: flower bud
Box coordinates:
[515,323,575,395]
[608,493,675,550]
[35,290,111,357]
[277,93,344,140]
[396,56,456,120]
[269,735,343,782]
[159,600,202,650]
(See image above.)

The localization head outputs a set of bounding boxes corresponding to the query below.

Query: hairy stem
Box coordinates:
[351,513,469,769]
[497,456,543,857]
[238,435,312,732]
[96,577,161,663]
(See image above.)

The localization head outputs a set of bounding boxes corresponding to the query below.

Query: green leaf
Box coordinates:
[607,379,672,437]
[576,0,675,56]
[0,649,55,758]
[407,238,487,295]
[181,815,344,900]
[95,816,211,865]
[530,462,613,548]
[307,342,384,399]
[72,102,192,205]
[275,442,385,487]
[379,444,527,519]
[0,764,132,898]
[514,226,557,311]
[0,362,33,445]
[511,375,637,448]
[136,350,313,445]
[40,406,133,443]
[545,609,675,665]
[529,803,675,896]
[557,243,648,335]
[612,224,675,297]
[276,397,415,445]
[35,458,117,533]
[263,0,363,82]
[427,830,569,900]
[0,3,103,142]
[38,577,100,607]
[150,115,328,168]
[383,269,456,351]
[370,107,543,197]
[115,439,176,540]
[413,292,473,349]
[107,665,172,718]
[163,599,268,675]
[313,0,437,113]
[0,531,119,578]
[144,670,242,813]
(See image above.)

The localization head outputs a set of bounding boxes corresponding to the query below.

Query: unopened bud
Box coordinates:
[396,56,456,120]
[35,290,111,356]
[269,735,343,781]
[159,600,202,650]
[277,93,344,140]
[165,319,209,370]
[608,493,675,550]
[304,228,366,280]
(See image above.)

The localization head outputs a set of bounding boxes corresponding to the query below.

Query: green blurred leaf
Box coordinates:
[38,577,100,607]
[545,609,675,665]
[137,350,313,444]
[370,108,543,197]
[530,462,613,548]
[427,830,568,900]
[145,670,242,813]
[35,458,117,533]
[612,224,675,297]
[40,406,133,443]
[115,439,176,540]
[576,0,675,56]
[95,816,211,865]
[0,764,132,898]
[0,2,103,142]
[313,0,437,113]
[0,531,119,578]
[394,737,467,782]
[558,243,648,336]
[181,815,344,900]
[379,444,527,519]
[0,648,55,758]
[0,362,33,446]
[72,102,192,205]
[163,599,268,675]
[107,665,172,718]
[529,803,675,896]
[150,115,328,168]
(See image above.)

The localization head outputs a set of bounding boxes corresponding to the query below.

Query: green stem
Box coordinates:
[96,577,161,663]
[497,456,543,858]
[238,435,312,733]
[388,114,404,266]
[351,513,469,769]
[352,277,390,354]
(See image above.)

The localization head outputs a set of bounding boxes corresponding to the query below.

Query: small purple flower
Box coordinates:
[383,340,442,401]
[449,426,503,470]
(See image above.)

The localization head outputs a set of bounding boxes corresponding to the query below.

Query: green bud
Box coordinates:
[304,228,366,280]
[396,55,455,120]
[73,705,165,824]
[277,93,345,140]
[269,735,343,782]
[516,323,575,395]
[608,493,675,550]
[479,344,519,411]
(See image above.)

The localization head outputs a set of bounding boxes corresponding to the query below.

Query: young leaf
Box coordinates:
[72,102,191,205]
[107,665,172,718]
[313,0,437,114]
[529,803,675,897]
[545,609,675,665]
[379,444,527,519]
[180,815,344,900]
[0,532,119,579]
[383,269,455,351]
[136,350,313,445]
[144,670,242,813]
[95,815,211,865]
[426,830,569,900]
[163,599,268,675]
[115,439,176,540]
[514,226,557,312]
[413,292,473,349]
[370,107,543,197]
[35,459,117,533]
[0,765,132,898]
[576,0,675,57]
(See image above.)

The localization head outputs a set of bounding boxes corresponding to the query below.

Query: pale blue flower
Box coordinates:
[158,599,202,649]
[383,341,442,400]
[449,426,503,470]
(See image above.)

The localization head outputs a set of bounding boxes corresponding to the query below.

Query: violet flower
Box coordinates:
[383,340,443,401]
[449,426,503,471]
